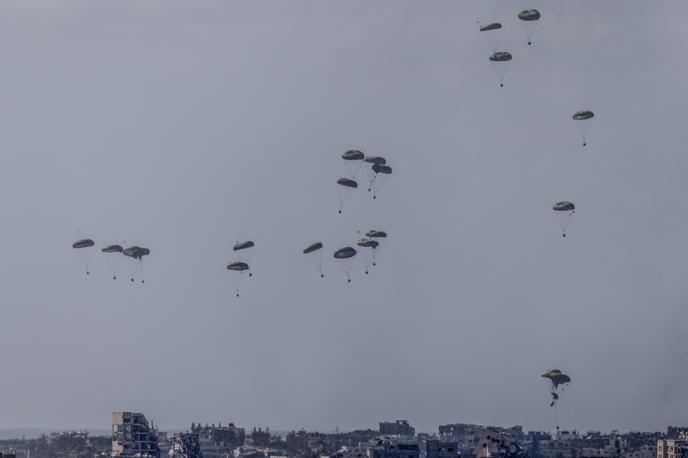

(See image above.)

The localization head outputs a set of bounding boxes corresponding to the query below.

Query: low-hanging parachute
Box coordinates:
[366,230,387,266]
[489,52,512,87]
[370,164,392,199]
[572,110,595,146]
[363,156,387,191]
[123,246,150,283]
[479,22,503,52]
[102,244,124,280]
[233,240,256,276]
[336,178,358,214]
[333,247,357,282]
[342,150,365,179]
[541,369,571,431]
[356,239,379,275]
[518,9,541,45]
[303,242,325,278]
[227,261,250,297]
[72,238,95,275]
[553,201,575,238]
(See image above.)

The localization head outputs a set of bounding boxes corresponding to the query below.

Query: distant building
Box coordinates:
[369,440,420,458]
[251,427,272,447]
[191,422,246,457]
[112,411,160,457]
[380,421,416,437]
[657,439,688,458]
[171,432,202,458]
[426,440,458,458]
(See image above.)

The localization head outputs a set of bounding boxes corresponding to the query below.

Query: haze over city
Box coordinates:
[0,0,686,438]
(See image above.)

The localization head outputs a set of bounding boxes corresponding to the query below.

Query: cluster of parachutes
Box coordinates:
[542,369,572,431]
[303,229,387,282]
[480,9,597,238]
[479,9,541,87]
[72,238,150,283]
[226,241,255,297]
[337,150,393,213]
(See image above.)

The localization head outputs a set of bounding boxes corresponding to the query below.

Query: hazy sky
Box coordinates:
[0,0,687,434]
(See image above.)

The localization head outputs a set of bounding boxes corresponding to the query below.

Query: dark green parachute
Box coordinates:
[227,262,249,271]
[357,239,379,275]
[102,244,124,280]
[227,261,250,297]
[342,150,364,161]
[553,201,576,237]
[233,241,255,251]
[480,22,502,32]
[303,242,325,278]
[123,246,150,283]
[73,238,95,276]
[572,110,594,146]
[102,244,123,253]
[342,150,365,178]
[370,164,392,199]
[73,239,94,249]
[363,156,387,165]
[479,22,503,52]
[489,52,512,87]
[518,9,541,45]
[366,230,387,239]
[333,247,357,282]
[337,178,358,214]
[542,369,571,430]
[303,242,324,254]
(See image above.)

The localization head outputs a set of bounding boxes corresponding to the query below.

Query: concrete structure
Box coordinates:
[190,422,246,457]
[368,439,420,458]
[379,421,416,437]
[657,439,688,458]
[426,440,458,458]
[112,411,160,457]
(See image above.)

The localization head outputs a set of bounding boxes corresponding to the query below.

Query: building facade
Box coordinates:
[112,411,160,457]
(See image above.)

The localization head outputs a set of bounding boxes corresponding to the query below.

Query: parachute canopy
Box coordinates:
[553,201,575,212]
[518,9,541,21]
[489,52,512,62]
[123,246,150,260]
[333,247,357,259]
[342,150,364,161]
[542,369,571,388]
[357,239,379,249]
[73,239,94,249]
[364,156,387,165]
[233,240,255,251]
[366,230,387,238]
[337,177,358,188]
[102,244,123,253]
[303,242,323,254]
[480,22,502,32]
[227,261,249,272]
[572,110,594,121]
[372,164,392,175]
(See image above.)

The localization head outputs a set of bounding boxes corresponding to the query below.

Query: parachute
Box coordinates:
[370,164,392,199]
[303,242,325,278]
[333,247,357,282]
[518,9,541,45]
[72,238,95,275]
[342,150,365,178]
[366,230,387,266]
[233,241,255,276]
[363,156,387,191]
[489,52,512,87]
[123,246,150,283]
[479,22,503,52]
[553,201,575,237]
[102,244,124,280]
[356,239,379,275]
[227,261,250,297]
[541,369,571,431]
[336,178,358,214]
[572,110,595,146]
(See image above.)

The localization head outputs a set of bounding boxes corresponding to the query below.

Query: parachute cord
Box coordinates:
[554,403,560,435]
[140,261,145,284]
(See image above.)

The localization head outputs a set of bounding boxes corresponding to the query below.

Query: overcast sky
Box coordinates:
[0,0,687,434]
